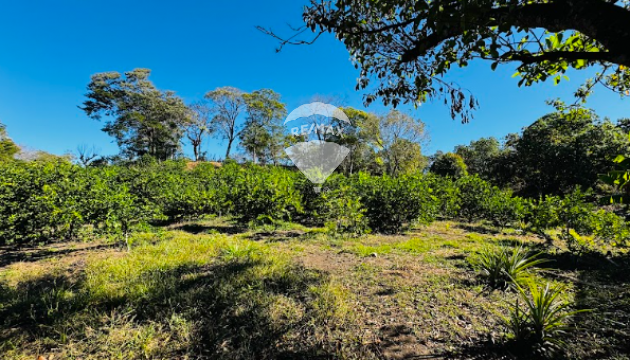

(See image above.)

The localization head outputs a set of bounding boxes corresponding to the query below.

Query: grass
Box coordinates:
[0,219,627,359]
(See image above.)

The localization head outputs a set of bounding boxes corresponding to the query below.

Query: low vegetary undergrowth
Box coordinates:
[504,283,588,357]
[0,230,352,359]
[471,244,548,291]
[0,219,626,360]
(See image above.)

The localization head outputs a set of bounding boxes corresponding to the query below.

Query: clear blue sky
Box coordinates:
[0,0,628,159]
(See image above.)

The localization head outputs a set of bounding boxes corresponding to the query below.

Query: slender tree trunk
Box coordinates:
[225,138,234,159]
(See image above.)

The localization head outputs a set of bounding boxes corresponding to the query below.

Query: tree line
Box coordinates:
[1,67,628,202]
[430,107,630,198]
[79,68,630,200]
[79,68,428,176]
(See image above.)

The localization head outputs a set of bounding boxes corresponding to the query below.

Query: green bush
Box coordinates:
[485,190,526,229]
[591,209,630,247]
[320,184,369,236]
[557,188,596,235]
[228,165,303,225]
[157,164,220,221]
[455,175,493,223]
[424,174,461,218]
[1,157,628,249]
[0,159,89,245]
[526,195,562,239]
[354,173,438,234]
[294,172,347,225]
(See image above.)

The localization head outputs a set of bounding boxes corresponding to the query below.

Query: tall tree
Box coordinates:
[267,1,630,120]
[338,107,381,175]
[377,110,427,176]
[186,101,214,161]
[205,87,246,159]
[455,137,501,180]
[430,152,469,179]
[0,121,19,161]
[507,109,630,196]
[81,69,188,160]
[241,89,287,164]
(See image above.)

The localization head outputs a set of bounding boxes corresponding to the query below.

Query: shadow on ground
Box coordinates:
[169,223,245,235]
[438,249,630,360]
[0,243,115,269]
[455,223,502,235]
[248,230,306,242]
[0,258,339,359]
[567,252,630,359]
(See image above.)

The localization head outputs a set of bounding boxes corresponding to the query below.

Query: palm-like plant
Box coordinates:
[504,283,588,357]
[473,245,547,290]
[221,242,261,262]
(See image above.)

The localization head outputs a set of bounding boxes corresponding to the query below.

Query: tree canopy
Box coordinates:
[0,121,19,161]
[240,89,287,164]
[430,152,469,178]
[81,69,188,161]
[205,87,246,159]
[267,0,630,120]
[507,109,630,196]
[455,137,501,180]
[437,109,630,196]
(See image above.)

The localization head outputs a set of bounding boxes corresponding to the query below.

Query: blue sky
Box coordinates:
[0,0,628,159]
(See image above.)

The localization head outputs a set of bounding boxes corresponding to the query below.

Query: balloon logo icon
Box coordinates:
[284,103,351,193]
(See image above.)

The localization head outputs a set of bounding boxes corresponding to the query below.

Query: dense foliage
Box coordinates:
[0,122,19,161]
[429,152,468,179]
[434,109,630,198]
[286,0,630,121]
[81,69,189,161]
[1,157,628,247]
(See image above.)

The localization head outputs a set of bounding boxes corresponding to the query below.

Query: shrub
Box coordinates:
[591,209,630,247]
[354,173,438,234]
[294,172,346,225]
[471,245,547,290]
[557,188,596,235]
[158,165,220,221]
[83,166,162,249]
[485,190,526,229]
[526,195,562,240]
[228,165,303,225]
[455,175,493,223]
[424,174,461,219]
[320,184,369,236]
[0,159,90,245]
[504,283,587,357]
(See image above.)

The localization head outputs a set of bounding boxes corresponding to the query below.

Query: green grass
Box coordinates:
[0,219,627,360]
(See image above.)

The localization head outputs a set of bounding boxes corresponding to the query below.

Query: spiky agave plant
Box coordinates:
[473,244,547,290]
[504,283,588,357]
